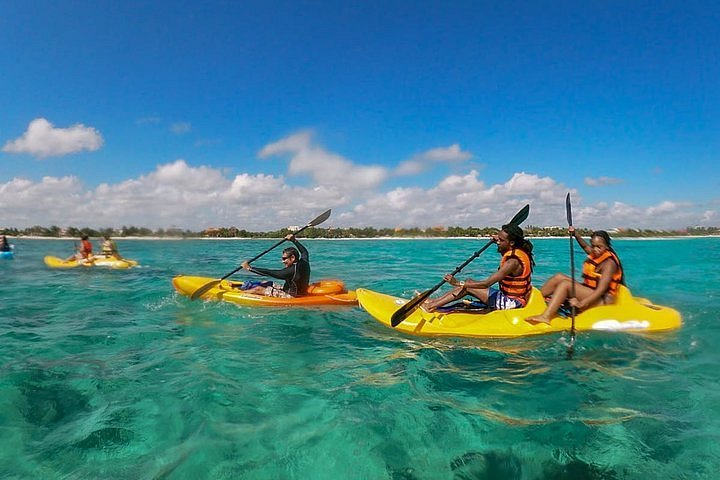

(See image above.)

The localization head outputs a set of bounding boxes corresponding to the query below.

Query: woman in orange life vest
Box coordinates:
[65,234,94,263]
[423,224,535,312]
[527,228,624,324]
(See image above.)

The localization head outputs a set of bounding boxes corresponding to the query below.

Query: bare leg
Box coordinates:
[423,285,466,311]
[244,286,268,295]
[424,286,490,312]
[539,273,571,297]
[526,279,573,324]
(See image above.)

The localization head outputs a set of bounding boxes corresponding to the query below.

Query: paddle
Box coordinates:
[566,193,577,357]
[188,209,331,300]
[390,204,530,327]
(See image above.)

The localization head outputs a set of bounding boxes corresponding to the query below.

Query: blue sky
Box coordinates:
[1,1,718,230]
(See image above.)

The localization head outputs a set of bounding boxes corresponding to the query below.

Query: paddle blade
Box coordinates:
[309,209,332,227]
[508,204,530,227]
[390,289,434,327]
[566,193,573,227]
[189,279,222,301]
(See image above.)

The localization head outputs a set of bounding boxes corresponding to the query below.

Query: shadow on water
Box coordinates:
[17,367,91,429]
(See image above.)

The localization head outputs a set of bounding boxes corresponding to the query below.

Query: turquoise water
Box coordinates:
[1,238,719,479]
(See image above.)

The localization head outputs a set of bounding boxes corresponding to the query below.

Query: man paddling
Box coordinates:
[423,224,535,312]
[240,234,310,297]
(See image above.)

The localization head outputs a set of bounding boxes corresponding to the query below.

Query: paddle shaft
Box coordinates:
[566,193,577,354]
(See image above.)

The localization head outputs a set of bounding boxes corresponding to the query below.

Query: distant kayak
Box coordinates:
[357,285,682,338]
[43,255,139,269]
[1,251,14,260]
[173,275,357,307]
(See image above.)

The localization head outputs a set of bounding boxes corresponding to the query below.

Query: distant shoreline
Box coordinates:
[6,234,720,241]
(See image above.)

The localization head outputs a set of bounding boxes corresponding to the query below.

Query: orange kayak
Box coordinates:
[172,275,357,307]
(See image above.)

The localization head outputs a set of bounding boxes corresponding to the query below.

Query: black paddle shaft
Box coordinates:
[566,193,577,355]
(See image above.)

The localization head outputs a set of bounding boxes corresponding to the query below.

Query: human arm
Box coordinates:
[446,258,521,290]
[242,261,294,281]
[286,234,309,262]
[570,227,592,255]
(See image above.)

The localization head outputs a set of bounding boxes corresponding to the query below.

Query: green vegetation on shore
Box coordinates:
[2,225,718,239]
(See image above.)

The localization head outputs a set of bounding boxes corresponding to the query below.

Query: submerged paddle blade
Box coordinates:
[189,279,222,301]
[566,193,573,227]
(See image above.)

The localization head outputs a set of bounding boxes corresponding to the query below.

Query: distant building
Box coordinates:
[287,225,300,232]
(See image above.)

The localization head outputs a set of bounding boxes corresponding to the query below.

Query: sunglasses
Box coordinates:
[281,256,291,261]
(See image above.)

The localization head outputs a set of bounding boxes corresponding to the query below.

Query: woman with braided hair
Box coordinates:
[527,227,624,324]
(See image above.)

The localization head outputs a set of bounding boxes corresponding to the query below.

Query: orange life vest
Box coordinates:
[80,239,93,258]
[582,250,623,296]
[498,248,532,301]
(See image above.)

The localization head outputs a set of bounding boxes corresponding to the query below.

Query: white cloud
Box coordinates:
[2,118,103,158]
[170,122,192,135]
[344,170,573,228]
[395,143,473,175]
[0,159,353,230]
[0,133,715,231]
[259,131,388,191]
[584,176,624,187]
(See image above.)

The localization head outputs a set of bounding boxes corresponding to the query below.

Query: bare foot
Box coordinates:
[526,315,552,325]
[420,301,436,313]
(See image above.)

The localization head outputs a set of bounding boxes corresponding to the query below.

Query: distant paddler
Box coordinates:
[65,234,94,263]
[1,235,11,252]
[100,234,123,259]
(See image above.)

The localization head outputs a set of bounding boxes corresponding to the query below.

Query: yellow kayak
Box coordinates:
[357,285,682,338]
[173,275,358,307]
[44,255,139,269]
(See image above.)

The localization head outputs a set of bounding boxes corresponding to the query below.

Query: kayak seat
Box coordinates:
[307,280,346,296]
[436,299,493,314]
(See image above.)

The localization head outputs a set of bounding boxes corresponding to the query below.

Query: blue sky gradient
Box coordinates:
[1,1,718,230]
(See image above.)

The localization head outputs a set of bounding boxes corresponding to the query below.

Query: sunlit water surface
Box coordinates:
[1,238,718,479]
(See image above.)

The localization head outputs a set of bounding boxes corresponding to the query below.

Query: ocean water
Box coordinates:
[1,237,718,479]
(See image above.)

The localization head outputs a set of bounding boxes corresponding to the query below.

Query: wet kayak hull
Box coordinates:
[172,275,357,306]
[357,285,682,338]
[44,255,139,269]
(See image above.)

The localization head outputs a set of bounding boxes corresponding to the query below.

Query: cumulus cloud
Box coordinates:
[0,159,354,230]
[259,131,388,191]
[0,133,714,231]
[2,118,103,158]
[584,176,624,187]
[563,200,713,230]
[395,144,473,175]
[342,171,575,228]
